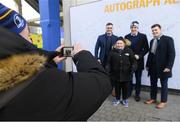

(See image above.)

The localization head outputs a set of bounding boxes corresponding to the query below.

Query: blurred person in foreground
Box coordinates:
[0,3,111,120]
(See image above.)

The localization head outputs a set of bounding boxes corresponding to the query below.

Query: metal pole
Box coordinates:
[39,0,61,51]
[39,0,62,68]
[14,0,22,15]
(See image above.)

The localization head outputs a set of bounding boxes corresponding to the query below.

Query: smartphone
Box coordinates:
[60,46,74,57]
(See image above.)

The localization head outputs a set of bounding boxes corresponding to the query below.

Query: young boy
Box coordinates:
[106,37,137,107]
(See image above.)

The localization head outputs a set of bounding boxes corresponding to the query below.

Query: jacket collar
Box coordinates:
[131,32,139,36]
[154,34,163,40]
[113,46,128,52]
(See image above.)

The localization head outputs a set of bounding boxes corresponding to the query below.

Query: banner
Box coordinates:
[29,34,43,48]
[70,0,180,89]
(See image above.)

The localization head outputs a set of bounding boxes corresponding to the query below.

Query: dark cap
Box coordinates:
[117,36,124,41]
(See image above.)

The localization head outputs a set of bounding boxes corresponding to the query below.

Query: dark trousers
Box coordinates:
[128,70,142,97]
[115,81,129,100]
[102,60,115,89]
[150,76,168,102]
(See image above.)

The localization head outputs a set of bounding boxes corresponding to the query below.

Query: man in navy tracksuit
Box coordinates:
[125,21,149,101]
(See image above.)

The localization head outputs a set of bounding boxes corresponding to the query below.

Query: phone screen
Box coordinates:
[61,46,74,57]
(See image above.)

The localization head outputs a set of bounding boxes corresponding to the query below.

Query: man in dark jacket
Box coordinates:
[0,26,111,120]
[95,22,118,97]
[95,22,118,68]
[125,21,149,101]
[145,24,175,109]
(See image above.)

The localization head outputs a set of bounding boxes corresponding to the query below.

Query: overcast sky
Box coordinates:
[0,0,39,20]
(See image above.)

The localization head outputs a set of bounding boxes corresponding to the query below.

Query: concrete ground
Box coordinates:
[88,91,180,121]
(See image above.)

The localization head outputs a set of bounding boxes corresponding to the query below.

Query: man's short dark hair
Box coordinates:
[151,24,161,29]
[131,21,139,25]
[106,22,113,26]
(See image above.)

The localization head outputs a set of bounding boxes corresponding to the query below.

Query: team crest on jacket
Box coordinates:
[125,53,130,56]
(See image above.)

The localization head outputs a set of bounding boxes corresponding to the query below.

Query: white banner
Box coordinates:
[70,0,180,90]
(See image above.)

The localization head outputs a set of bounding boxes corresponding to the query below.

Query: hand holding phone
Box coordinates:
[60,46,74,57]
[53,45,67,64]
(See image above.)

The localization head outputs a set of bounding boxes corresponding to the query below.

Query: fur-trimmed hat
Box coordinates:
[117,37,131,46]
